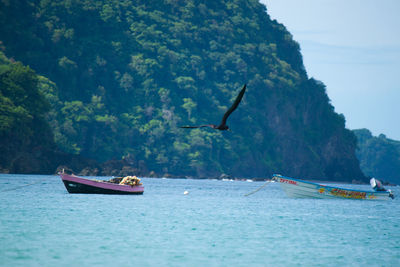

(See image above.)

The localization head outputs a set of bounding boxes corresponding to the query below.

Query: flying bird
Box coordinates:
[180,84,246,131]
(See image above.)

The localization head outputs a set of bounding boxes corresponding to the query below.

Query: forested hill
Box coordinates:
[0,52,54,173]
[353,129,400,185]
[0,0,365,182]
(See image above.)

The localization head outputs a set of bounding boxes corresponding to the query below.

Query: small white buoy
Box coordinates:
[184,191,189,195]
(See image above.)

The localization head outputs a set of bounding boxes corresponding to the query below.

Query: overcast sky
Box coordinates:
[260,0,400,140]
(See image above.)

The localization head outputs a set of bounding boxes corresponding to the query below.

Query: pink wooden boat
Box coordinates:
[60,173,144,195]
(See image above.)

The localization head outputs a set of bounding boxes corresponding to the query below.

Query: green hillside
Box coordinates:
[0,52,55,173]
[353,129,400,184]
[0,0,365,181]
[0,51,100,174]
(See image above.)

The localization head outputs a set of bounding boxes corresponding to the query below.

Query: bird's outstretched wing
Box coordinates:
[220,84,246,126]
[179,84,246,131]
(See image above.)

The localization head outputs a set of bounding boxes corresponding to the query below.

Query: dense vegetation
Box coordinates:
[0,52,101,174]
[0,52,54,172]
[353,129,400,184]
[0,0,365,181]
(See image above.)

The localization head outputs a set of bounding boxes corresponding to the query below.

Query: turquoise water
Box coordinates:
[0,174,399,266]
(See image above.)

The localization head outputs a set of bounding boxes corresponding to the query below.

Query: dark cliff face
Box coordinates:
[0,0,365,181]
[231,77,365,182]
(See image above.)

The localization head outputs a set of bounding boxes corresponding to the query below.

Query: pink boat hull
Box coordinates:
[60,174,144,194]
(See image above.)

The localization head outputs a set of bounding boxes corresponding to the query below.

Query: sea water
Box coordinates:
[0,174,399,267]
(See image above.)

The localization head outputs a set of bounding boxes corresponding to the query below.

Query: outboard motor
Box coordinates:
[370,178,386,191]
[370,178,394,199]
